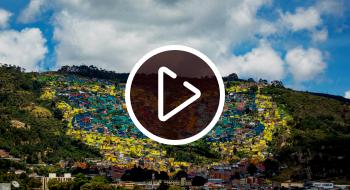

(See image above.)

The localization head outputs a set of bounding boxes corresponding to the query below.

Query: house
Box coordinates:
[109,166,126,181]
[208,167,231,182]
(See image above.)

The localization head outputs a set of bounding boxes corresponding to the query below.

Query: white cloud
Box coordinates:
[18,0,46,23]
[13,0,338,85]
[229,0,272,27]
[258,21,278,36]
[345,90,350,99]
[285,47,326,82]
[281,7,321,31]
[312,29,328,43]
[0,28,47,71]
[219,41,285,81]
[279,0,345,35]
[51,0,273,73]
[0,9,12,28]
[315,0,345,17]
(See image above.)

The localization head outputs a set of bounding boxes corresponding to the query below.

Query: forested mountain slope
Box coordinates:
[0,65,100,164]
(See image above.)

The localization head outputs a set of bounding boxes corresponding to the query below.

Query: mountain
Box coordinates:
[0,64,349,182]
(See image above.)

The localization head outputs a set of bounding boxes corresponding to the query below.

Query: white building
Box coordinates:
[41,173,74,190]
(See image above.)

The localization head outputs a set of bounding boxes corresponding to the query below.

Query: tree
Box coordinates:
[60,181,74,190]
[27,177,42,189]
[231,172,241,180]
[173,170,187,180]
[91,176,109,184]
[264,159,279,177]
[247,78,255,83]
[249,86,258,93]
[156,171,169,180]
[271,80,284,88]
[247,163,257,176]
[72,173,89,190]
[192,176,207,186]
[81,182,113,190]
[227,73,239,82]
[168,185,182,190]
[47,179,61,190]
[121,166,153,181]
[259,79,268,85]
[157,181,169,190]
[133,185,143,190]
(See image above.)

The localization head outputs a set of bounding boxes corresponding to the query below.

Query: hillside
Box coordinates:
[0,65,101,165]
[263,87,350,181]
[0,65,349,182]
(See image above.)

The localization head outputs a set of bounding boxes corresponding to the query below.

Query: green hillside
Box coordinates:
[263,87,350,181]
[0,65,101,164]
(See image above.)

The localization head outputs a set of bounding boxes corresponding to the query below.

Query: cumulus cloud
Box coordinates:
[258,21,278,36]
[229,0,272,27]
[18,0,46,23]
[285,47,326,82]
[281,7,321,31]
[312,29,328,43]
[11,0,340,85]
[51,0,273,73]
[345,90,350,99]
[279,0,345,33]
[315,0,346,17]
[0,28,47,71]
[219,41,285,81]
[0,9,12,28]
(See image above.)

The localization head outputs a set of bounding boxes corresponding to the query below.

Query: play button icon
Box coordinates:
[158,66,201,122]
[125,45,225,145]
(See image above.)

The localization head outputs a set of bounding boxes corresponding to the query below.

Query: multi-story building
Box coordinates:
[40,173,74,190]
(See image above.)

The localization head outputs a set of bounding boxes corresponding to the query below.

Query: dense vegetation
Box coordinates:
[164,139,220,164]
[47,174,119,190]
[0,172,42,190]
[263,86,350,182]
[121,166,169,181]
[47,172,178,190]
[0,65,100,164]
[58,65,129,83]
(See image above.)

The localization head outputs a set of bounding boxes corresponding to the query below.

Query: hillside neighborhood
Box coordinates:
[6,73,312,189]
[0,66,349,190]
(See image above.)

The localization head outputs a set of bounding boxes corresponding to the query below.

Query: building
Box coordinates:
[141,179,191,190]
[108,166,126,181]
[205,179,224,189]
[113,179,191,190]
[41,173,74,190]
[14,170,25,175]
[112,182,136,189]
[281,181,304,189]
[208,166,233,182]
[312,182,334,189]
[281,182,304,188]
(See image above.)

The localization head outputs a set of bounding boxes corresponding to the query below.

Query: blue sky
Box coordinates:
[0,0,349,97]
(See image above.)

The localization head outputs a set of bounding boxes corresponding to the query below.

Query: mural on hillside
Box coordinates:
[39,74,291,173]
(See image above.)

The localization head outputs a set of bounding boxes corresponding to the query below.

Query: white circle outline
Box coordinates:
[125,45,225,145]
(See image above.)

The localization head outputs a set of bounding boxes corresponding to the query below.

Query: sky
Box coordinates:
[0,0,349,98]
